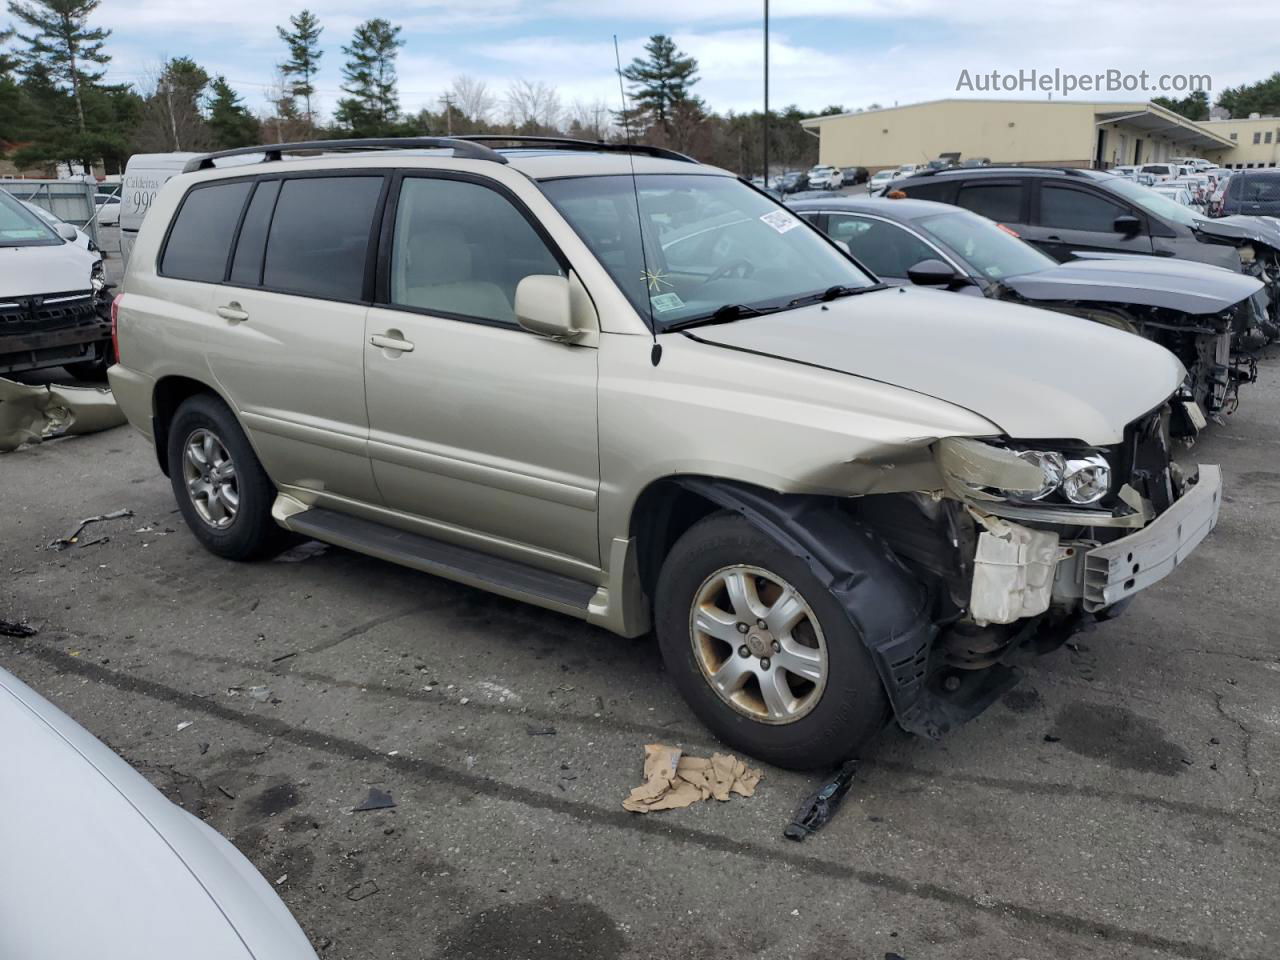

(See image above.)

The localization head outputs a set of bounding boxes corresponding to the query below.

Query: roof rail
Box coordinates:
[903,164,1092,180]
[181,137,508,173]
[453,134,699,164]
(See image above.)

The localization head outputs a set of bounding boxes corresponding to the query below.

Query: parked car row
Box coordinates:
[876,164,1279,411]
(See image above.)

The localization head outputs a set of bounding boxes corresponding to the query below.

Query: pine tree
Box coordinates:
[276,9,322,121]
[620,34,700,134]
[335,18,403,136]
[6,0,110,133]
[207,76,260,148]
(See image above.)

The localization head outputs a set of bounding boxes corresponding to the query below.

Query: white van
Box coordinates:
[119,153,202,265]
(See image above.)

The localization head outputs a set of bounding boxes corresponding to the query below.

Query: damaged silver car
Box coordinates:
[791,195,1265,417]
[109,137,1222,769]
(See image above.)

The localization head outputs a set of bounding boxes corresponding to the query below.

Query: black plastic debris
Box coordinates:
[525,724,557,736]
[0,619,37,638]
[48,509,134,550]
[353,787,396,812]
[783,760,858,842]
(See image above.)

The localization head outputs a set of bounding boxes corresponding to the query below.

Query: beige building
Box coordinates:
[800,98,1278,172]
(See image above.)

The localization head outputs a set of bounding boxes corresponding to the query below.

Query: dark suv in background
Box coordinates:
[1218,169,1280,218]
[883,166,1280,337]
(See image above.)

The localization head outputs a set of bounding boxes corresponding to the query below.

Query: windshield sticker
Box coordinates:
[760,210,800,234]
[650,292,684,313]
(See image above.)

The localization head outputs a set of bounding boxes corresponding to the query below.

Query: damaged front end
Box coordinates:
[849,406,1221,739]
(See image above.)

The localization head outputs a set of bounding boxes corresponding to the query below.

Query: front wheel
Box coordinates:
[655,512,890,770]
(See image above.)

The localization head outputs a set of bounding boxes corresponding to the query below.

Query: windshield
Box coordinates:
[916,210,1056,280]
[1105,176,1203,228]
[540,173,876,327]
[0,190,61,247]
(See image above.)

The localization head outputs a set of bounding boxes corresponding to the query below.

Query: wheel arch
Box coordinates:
[637,475,951,737]
[151,375,232,477]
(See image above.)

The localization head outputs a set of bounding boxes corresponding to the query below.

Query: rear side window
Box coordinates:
[826,214,937,278]
[160,181,253,282]
[955,182,1023,223]
[1039,184,1127,232]
[263,176,383,301]
[229,180,280,286]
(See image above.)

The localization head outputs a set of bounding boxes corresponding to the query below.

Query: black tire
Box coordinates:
[62,341,113,381]
[166,393,285,561]
[655,511,890,770]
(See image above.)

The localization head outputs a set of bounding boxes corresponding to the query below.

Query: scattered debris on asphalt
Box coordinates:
[175,720,193,732]
[783,760,858,842]
[525,724,557,736]
[273,540,329,563]
[353,787,396,812]
[0,618,38,638]
[48,509,134,550]
[217,785,236,800]
[346,879,379,901]
[247,685,273,703]
[271,651,298,663]
[0,377,126,453]
[622,743,762,813]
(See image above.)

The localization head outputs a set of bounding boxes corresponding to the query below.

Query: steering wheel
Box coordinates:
[702,258,756,284]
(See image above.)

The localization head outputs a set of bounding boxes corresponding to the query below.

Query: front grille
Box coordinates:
[0,289,98,331]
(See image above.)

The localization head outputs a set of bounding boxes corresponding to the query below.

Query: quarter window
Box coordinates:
[262,176,383,301]
[389,177,562,325]
[229,180,280,286]
[1039,184,1128,232]
[161,180,253,282]
[955,183,1022,223]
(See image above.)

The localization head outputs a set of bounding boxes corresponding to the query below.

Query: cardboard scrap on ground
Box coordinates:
[0,377,125,452]
[622,743,763,813]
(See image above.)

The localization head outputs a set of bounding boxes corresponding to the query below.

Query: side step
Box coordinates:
[284,507,597,615]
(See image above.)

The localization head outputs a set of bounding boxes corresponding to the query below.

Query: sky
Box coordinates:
[91,0,1280,121]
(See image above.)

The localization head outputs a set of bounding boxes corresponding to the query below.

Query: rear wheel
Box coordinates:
[655,512,890,770]
[166,393,285,560]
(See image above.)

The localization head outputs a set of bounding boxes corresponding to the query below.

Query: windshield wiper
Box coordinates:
[786,283,884,308]
[665,302,776,331]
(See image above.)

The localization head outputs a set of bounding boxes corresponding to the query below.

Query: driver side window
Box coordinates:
[826,214,937,280]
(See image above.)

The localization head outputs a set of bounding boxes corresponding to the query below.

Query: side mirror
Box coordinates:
[55,222,78,241]
[1113,214,1142,236]
[906,258,960,286]
[514,274,580,341]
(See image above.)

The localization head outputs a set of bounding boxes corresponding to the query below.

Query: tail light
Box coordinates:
[110,293,123,364]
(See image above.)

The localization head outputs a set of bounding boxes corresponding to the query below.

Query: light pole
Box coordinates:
[763,0,770,184]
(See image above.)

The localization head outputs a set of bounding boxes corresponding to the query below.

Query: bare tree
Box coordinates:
[504,78,561,134]
[449,74,495,125]
[132,58,213,152]
[566,98,612,140]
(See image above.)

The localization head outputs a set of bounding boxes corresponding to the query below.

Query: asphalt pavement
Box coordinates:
[2,351,1278,960]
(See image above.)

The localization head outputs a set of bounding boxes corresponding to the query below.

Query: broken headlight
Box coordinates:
[936,438,1112,506]
[91,259,106,293]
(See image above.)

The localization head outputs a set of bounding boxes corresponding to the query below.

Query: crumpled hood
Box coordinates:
[685,286,1184,445]
[1001,255,1262,315]
[0,241,96,297]
[1195,215,1280,252]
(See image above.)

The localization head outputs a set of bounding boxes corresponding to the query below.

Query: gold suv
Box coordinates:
[108,137,1221,768]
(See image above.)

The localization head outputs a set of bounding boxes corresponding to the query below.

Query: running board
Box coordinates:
[282,507,597,616]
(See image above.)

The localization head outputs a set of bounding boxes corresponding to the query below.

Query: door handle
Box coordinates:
[216,302,249,322]
[370,333,415,353]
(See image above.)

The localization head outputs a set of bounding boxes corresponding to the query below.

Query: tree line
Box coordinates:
[0,1,844,177]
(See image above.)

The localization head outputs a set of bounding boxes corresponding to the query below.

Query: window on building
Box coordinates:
[1253,132,1262,144]
[1267,132,1274,144]
[1230,133,1238,141]
[160,180,253,283]
[262,176,384,301]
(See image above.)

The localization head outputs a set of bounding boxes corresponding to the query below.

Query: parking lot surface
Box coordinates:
[3,353,1278,960]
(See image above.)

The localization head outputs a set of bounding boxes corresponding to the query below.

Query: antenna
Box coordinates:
[614,35,662,367]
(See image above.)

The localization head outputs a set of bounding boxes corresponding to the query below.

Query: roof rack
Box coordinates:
[453,134,699,164]
[181,137,508,173]
[902,164,1094,180]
